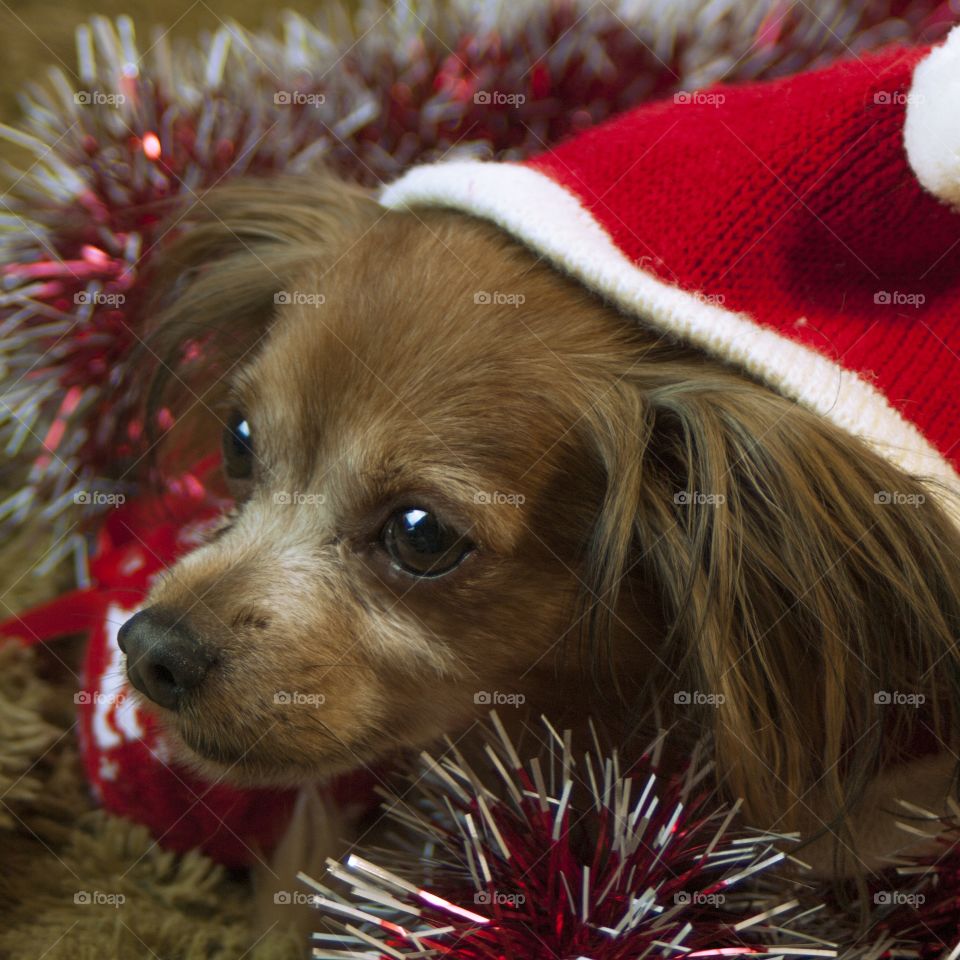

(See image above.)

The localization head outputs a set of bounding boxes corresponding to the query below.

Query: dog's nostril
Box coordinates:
[149,663,177,691]
[120,608,215,712]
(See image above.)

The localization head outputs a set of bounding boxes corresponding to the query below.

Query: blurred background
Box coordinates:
[0,1,282,123]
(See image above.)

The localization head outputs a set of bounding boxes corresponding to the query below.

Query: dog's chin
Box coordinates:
[125,694,355,787]
[173,723,373,788]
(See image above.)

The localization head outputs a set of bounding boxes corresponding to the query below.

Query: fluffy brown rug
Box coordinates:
[0,640,302,958]
[0,4,314,956]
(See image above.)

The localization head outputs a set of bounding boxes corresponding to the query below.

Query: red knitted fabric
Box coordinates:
[381,33,960,495]
[526,45,960,474]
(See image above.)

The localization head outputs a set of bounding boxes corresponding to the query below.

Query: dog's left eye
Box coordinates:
[381,507,471,577]
[222,412,254,480]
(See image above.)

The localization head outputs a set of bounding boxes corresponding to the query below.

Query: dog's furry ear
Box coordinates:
[139,174,377,469]
[581,347,960,864]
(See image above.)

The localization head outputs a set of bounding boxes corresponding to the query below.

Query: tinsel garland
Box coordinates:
[301,716,834,959]
[0,0,955,576]
[300,719,960,959]
[849,799,960,960]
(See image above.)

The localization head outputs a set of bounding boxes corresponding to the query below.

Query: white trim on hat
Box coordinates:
[905,25,960,209]
[379,159,960,521]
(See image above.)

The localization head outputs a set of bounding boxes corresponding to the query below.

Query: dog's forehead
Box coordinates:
[250,250,560,418]
[238,300,551,494]
[228,211,609,508]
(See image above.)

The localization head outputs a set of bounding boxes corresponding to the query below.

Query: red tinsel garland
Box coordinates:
[302,722,960,958]
[303,720,825,958]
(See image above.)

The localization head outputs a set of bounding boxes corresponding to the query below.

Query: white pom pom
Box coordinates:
[905,25,960,209]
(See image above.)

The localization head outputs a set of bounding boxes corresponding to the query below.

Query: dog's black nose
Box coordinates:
[118,609,214,711]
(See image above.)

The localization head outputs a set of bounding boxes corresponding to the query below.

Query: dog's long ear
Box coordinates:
[139,174,377,472]
[581,345,960,861]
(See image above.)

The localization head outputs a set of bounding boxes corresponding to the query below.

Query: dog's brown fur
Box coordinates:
[135,174,960,885]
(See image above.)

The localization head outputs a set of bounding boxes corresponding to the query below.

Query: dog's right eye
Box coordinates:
[222,412,254,480]
[381,507,472,578]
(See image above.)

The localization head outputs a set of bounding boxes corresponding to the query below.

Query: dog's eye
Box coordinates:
[222,412,254,480]
[381,508,471,577]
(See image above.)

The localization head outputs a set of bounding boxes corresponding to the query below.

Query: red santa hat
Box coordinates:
[380,27,960,523]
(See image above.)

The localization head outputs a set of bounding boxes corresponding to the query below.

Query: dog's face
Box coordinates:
[120,176,960,866]
[120,198,656,784]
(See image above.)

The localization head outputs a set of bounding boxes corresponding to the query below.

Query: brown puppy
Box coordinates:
[121,174,960,885]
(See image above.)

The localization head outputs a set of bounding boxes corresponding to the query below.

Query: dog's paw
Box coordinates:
[251,784,360,950]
